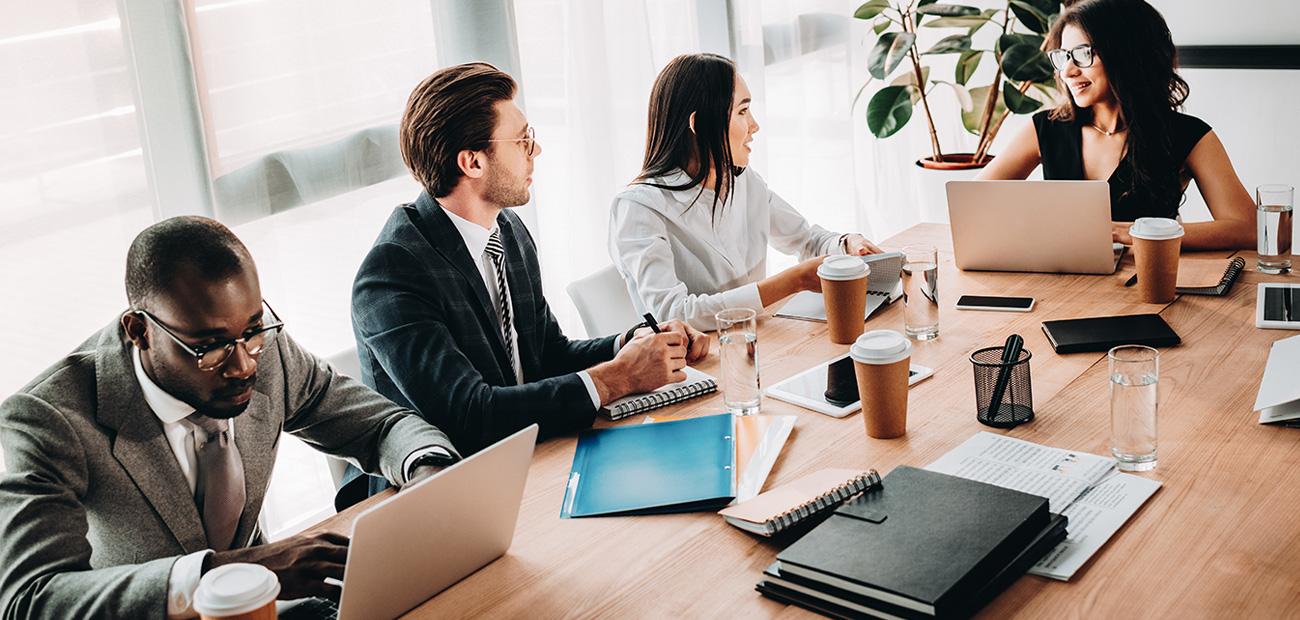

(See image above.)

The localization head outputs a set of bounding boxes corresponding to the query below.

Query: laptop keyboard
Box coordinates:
[278,597,339,620]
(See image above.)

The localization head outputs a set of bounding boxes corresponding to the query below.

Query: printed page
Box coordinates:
[1029,472,1161,581]
[926,432,1115,512]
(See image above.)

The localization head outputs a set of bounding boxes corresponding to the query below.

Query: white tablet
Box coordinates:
[766,353,935,418]
[1257,283,1300,330]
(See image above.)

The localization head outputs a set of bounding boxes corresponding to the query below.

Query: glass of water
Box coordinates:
[902,244,939,340]
[1108,345,1159,471]
[1257,184,1294,274]
[716,307,760,416]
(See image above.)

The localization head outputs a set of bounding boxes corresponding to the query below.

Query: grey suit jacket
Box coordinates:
[0,319,458,619]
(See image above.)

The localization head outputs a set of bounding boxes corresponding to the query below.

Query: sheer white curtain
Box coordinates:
[731,0,1036,262]
[513,0,703,336]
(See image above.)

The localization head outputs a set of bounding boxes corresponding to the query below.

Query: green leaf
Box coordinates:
[874,18,892,35]
[1003,81,1043,114]
[918,0,939,5]
[891,67,931,103]
[922,15,989,28]
[1001,44,1054,82]
[1009,0,1052,33]
[996,33,1044,55]
[853,0,891,20]
[933,79,975,111]
[916,3,980,16]
[867,85,915,138]
[962,85,1006,135]
[923,34,971,55]
[955,49,983,85]
[968,8,1000,36]
[868,32,917,80]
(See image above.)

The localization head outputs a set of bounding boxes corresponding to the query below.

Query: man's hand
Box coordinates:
[588,331,687,404]
[630,320,710,363]
[843,233,883,256]
[207,531,350,601]
[405,464,445,487]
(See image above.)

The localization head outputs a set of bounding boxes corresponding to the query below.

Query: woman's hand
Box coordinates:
[842,233,883,256]
[1111,222,1133,245]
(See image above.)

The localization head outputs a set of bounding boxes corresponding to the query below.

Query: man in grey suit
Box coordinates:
[0,216,460,619]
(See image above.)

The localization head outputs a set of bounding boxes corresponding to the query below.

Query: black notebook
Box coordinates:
[1040,313,1180,354]
[774,466,1051,618]
[759,514,1068,619]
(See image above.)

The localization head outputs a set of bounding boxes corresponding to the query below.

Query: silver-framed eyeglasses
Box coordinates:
[136,300,284,372]
[1047,44,1096,71]
[486,126,537,157]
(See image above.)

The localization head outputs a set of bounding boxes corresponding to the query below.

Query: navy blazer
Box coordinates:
[352,192,619,454]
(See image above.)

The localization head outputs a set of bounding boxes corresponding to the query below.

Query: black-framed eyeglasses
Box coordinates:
[486,126,537,157]
[1047,44,1096,71]
[136,301,284,372]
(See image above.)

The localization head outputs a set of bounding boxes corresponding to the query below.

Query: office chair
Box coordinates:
[565,265,641,338]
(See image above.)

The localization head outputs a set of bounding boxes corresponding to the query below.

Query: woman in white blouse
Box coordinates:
[609,53,881,331]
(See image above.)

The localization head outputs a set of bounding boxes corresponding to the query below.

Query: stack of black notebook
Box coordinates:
[757,466,1067,619]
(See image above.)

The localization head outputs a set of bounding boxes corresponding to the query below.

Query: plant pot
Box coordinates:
[912,153,993,223]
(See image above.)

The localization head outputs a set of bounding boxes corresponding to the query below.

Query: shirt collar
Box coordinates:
[132,346,196,425]
[440,204,497,260]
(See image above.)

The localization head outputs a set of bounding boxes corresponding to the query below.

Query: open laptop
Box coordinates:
[946,180,1124,274]
[288,423,538,620]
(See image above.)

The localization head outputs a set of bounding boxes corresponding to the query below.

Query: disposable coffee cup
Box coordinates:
[818,256,870,344]
[194,563,280,620]
[1129,217,1184,304]
[850,330,912,439]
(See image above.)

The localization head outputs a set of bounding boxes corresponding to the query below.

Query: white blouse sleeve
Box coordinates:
[763,181,843,259]
[610,198,763,332]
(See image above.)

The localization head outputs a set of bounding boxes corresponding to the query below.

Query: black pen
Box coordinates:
[1124,274,1138,287]
[643,312,663,334]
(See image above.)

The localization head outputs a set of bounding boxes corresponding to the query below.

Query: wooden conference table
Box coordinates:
[311,223,1300,617]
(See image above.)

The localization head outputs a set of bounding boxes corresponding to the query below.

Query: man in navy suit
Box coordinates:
[350,62,708,462]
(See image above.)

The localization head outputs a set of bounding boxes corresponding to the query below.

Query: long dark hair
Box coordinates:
[1046,0,1191,212]
[635,53,739,218]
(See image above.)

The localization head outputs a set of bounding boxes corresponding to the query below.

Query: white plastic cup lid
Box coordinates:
[1129,217,1184,241]
[850,330,912,365]
[194,563,280,617]
[817,255,870,281]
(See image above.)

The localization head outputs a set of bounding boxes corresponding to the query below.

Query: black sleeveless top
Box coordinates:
[1033,110,1211,221]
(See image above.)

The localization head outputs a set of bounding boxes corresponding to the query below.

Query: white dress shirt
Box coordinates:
[609,168,843,331]
[131,347,217,620]
[441,206,605,409]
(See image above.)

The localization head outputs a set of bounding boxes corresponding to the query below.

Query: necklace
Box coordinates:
[1090,123,1123,137]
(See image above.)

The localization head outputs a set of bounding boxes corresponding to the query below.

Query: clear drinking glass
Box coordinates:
[902,244,939,340]
[1109,345,1159,471]
[716,308,760,416]
[1256,184,1294,274]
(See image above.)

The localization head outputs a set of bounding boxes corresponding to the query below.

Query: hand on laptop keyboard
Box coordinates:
[207,531,350,601]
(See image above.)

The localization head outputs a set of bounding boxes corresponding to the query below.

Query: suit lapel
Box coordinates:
[95,323,208,554]
[231,391,277,548]
[410,193,515,378]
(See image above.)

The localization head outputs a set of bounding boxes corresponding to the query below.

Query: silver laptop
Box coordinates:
[331,424,538,620]
[946,180,1123,274]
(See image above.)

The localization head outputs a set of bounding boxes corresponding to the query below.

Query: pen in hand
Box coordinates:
[643,312,663,334]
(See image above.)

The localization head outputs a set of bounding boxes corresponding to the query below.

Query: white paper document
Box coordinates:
[925,432,1115,512]
[1254,334,1300,424]
[1028,471,1161,580]
[927,432,1161,581]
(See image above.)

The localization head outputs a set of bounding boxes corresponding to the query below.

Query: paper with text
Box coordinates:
[926,432,1115,512]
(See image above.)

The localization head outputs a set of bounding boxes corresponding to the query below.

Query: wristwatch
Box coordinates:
[623,320,650,346]
[408,448,456,473]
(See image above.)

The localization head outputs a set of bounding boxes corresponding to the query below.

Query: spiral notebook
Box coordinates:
[718,468,882,537]
[599,366,717,420]
[1175,256,1246,296]
[774,252,905,322]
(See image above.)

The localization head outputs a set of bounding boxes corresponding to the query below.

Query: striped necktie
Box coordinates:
[184,413,245,551]
[484,228,517,374]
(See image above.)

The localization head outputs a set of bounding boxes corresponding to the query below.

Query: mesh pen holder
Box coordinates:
[970,346,1034,428]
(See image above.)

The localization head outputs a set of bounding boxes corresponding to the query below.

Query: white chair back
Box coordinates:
[565,265,641,338]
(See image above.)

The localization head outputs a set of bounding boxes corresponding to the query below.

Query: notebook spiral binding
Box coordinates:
[609,378,718,420]
[867,290,891,297]
[1223,257,1246,285]
[767,469,883,535]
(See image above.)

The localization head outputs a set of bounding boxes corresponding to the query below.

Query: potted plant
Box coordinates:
[853,0,1063,170]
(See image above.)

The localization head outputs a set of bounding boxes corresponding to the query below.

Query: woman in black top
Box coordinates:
[979,0,1254,250]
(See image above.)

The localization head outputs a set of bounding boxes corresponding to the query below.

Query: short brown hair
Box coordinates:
[400,63,517,198]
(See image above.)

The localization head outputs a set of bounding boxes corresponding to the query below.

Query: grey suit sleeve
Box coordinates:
[272,330,460,485]
[0,393,174,620]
